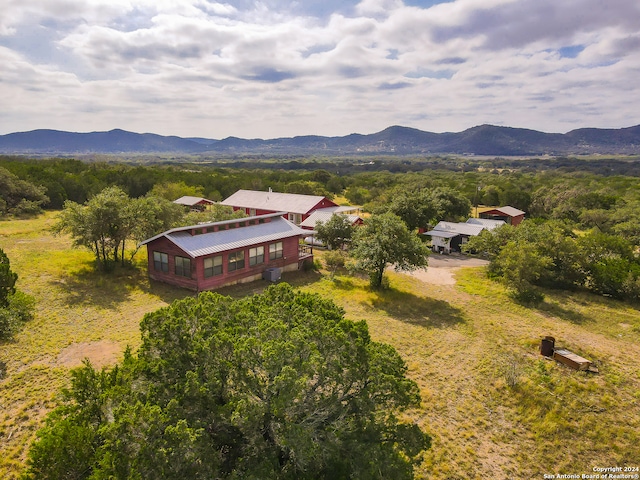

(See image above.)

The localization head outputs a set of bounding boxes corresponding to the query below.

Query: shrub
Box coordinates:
[0,292,35,340]
[13,199,43,217]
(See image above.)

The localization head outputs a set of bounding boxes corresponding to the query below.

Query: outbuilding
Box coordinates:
[479,206,525,226]
[173,196,216,211]
[424,221,486,254]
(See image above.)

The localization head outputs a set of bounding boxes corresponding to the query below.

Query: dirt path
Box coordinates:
[406,254,489,285]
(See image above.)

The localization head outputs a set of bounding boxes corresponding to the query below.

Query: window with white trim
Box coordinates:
[269,241,283,260]
[249,246,264,266]
[287,213,302,224]
[204,255,223,277]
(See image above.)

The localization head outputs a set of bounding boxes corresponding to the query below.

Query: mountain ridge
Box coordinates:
[1,124,639,156]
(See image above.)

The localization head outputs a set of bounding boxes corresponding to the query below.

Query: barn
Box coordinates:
[479,206,525,226]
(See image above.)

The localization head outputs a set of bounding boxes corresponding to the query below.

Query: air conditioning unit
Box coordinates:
[262,267,281,282]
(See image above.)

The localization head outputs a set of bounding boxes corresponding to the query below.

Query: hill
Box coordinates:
[1,124,640,156]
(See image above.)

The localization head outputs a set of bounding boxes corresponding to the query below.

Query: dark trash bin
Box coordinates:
[540,336,555,357]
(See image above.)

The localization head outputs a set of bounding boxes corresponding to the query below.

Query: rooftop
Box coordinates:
[221,189,333,214]
[140,212,312,258]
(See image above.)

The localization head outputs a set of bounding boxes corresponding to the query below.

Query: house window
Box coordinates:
[153,252,168,272]
[249,208,256,216]
[249,246,264,266]
[175,256,191,278]
[269,241,283,260]
[204,255,223,277]
[228,251,245,272]
[287,213,302,224]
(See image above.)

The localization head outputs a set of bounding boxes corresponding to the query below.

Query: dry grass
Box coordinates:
[1,215,640,479]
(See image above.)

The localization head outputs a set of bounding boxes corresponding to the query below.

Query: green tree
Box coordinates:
[351,213,430,289]
[125,195,185,262]
[149,181,205,201]
[577,231,639,298]
[181,203,246,226]
[25,284,430,479]
[323,250,347,278]
[430,187,471,222]
[315,214,355,250]
[0,249,35,339]
[386,189,435,231]
[53,188,184,270]
[0,248,17,307]
[491,241,552,304]
[0,167,48,216]
[53,187,129,270]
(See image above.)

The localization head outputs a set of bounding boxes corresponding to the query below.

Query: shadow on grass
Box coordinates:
[536,301,591,325]
[58,263,186,308]
[369,288,466,328]
[208,269,324,300]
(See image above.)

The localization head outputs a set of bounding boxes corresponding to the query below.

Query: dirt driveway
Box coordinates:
[405,253,489,285]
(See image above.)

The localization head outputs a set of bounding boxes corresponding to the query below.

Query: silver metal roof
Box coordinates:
[299,211,362,228]
[173,196,214,206]
[466,218,506,230]
[423,230,459,239]
[140,213,312,258]
[220,189,332,214]
[432,221,485,236]
[315,205,361,214]
[483,205,525,217]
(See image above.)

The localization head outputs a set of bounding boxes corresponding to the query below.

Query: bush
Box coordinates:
[323,250,347,277]
[301,258,317,272]
[510,287,545,306]
[0,292,35,340]
[13,199,43,217]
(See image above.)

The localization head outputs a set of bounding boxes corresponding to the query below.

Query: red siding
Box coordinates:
[231,197,339,221]
[480,209,525,227]
[146,235,304,291]
[146,237,198,290]
[300,198,339,221]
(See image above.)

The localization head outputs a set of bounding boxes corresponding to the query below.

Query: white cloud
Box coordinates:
[1,0,639,137]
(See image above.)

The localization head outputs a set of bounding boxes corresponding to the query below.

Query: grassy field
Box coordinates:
[1,213,639,479]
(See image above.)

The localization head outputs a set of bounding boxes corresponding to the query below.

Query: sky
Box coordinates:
[1,0,639,139]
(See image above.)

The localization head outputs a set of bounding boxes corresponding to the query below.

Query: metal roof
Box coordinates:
[299,211,362,228]
[173,196,215,206]
[466,218,506,230]
[315,205,361,214]
[423,230,459,239]
[220,189,333,214]
[484,206,525,217]
[139,212,312,258]
[432,221,486,236]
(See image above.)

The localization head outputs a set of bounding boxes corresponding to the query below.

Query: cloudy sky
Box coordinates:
[1,0,639,139]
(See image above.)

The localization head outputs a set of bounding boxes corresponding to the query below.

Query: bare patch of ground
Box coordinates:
[56,341,122,369]
[407,253,489,285]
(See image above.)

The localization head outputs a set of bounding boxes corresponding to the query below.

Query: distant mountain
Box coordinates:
[1,124,640,156]
[0,129,207,154]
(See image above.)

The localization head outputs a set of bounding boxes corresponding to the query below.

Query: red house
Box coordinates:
[220,189,338,225]
[139,212,314,291]
[480,206,526,226]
